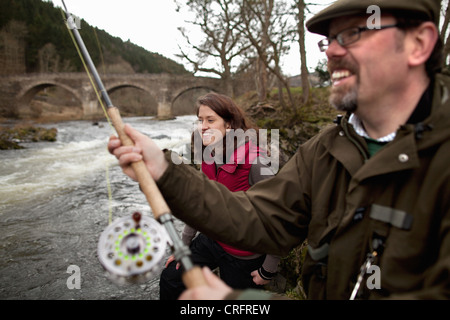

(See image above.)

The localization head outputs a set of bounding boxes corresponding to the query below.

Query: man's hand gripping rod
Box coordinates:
[61,1,206,288]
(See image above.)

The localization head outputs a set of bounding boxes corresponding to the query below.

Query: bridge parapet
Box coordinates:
[0,73,224,119]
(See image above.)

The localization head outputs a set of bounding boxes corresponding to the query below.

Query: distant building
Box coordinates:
[288,72,329,88]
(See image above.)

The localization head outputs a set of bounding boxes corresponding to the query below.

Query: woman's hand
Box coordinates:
[251,270,271,286]
[165,255,180,269]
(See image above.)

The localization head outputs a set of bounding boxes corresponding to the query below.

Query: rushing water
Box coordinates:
[0,116,196,300]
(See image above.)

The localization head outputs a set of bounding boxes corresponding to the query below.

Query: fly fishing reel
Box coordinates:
[98,212,170,284]
[62,0,203,288]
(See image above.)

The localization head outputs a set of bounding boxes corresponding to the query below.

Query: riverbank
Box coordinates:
[0,116,194,300]
[0,125,57,150]
[239,86,338,163]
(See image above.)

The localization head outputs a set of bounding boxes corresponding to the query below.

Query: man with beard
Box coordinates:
[108,0,450,300]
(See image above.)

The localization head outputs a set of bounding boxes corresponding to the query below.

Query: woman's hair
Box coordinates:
[191,92,260,163]
[196,92,257,131]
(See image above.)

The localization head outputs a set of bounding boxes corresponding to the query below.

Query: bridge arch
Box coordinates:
[16,81,83,119]
[106,83,153,95]
[171,86,219,115]
[104,83,158,116]
[17,81,82,105]
[0,73,227,119]
[172,86,219,104]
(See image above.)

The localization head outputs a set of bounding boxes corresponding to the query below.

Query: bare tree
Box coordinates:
[244,1,270,106]
[0,20,27,75]
[38,43,60,73]
[176,0,251,96]
[239,0,296,109]
[295,0,310,104]
[441,0,450,67]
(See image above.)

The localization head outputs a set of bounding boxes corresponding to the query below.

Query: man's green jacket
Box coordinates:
[157,74,450,299]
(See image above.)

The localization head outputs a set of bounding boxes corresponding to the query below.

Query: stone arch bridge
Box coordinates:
[0,73,227,119]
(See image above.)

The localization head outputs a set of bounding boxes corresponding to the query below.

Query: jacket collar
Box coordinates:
[348,113,397,143]
[347,78,434,144]
[343,74,450,152]
[325,74,450,181]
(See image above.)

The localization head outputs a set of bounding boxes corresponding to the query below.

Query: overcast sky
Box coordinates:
[54,0,332,77]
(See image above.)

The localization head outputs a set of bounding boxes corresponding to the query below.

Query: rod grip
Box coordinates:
[107,107,208,289]
[107,107,170,220]
[182,266,208,288]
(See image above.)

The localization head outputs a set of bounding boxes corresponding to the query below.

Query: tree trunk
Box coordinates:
[255,57,268,104]
[442,0,450,66]
[297,0,310,104]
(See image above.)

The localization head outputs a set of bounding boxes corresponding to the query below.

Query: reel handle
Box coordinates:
[108,107,208,288]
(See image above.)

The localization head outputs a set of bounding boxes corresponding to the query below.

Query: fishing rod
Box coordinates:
[61,0,206,288]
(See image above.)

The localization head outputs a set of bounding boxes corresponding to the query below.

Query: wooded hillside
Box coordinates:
[0,0,189,75]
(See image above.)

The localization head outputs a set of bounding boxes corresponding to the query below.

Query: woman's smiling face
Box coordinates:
[197,105,230,146]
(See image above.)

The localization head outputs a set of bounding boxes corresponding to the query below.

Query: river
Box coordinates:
[0,116,196,300]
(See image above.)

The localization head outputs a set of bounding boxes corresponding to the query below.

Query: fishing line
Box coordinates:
[59,8,113,129]
[105,164,113,225]
[93,28,107,76]
[60,7,114,224]
[61,1,207,287]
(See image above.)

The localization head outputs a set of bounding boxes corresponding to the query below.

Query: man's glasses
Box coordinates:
[318,24,399,52]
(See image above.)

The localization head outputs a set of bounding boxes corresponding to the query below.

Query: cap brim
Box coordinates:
[306,9,364,36]
[306,1,439,37]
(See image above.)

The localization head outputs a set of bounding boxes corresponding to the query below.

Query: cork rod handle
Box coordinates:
[108,107,208,288]
[107,107,170,220]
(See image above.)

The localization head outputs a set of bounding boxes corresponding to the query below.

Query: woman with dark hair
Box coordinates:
[159,93,280,300]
